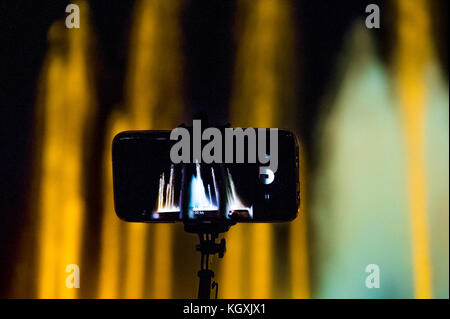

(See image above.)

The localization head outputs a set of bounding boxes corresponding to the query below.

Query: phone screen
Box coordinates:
[112,129,299,222]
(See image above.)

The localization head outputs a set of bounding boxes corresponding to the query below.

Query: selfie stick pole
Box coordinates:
[196,232,225,299]
[184,222,234,299]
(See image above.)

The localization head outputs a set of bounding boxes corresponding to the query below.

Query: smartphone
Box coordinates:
[112,129,299,222]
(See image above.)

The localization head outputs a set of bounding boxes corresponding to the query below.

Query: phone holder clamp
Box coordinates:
[184,222,235,299]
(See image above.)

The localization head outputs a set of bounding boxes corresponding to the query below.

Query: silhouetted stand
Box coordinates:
[184,222,234,299]
[180,117,234,299]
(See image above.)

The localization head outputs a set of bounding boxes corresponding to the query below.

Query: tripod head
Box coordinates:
[184,220,236,299]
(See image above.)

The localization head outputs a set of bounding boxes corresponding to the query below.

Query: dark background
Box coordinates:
[0,0,448,297]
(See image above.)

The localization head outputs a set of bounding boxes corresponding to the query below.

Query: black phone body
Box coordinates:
[112,129,299,223]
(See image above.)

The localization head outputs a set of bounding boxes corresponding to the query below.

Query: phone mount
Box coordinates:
[176,116,250,298]
[184,222,235,299]
[178,116,236,299]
